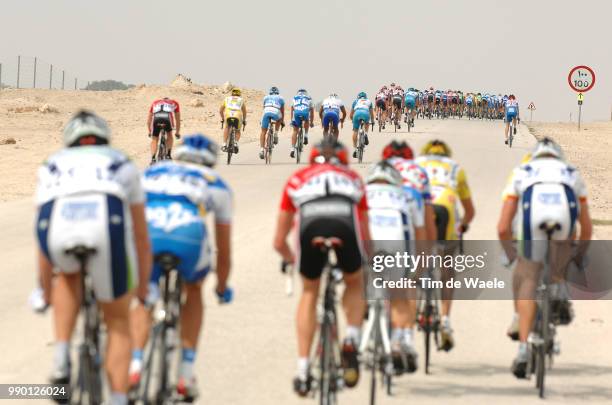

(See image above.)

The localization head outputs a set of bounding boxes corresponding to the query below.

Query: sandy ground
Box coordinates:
[526,121,612,239]
[0,85,611,404]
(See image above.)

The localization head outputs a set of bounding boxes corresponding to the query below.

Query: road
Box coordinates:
[1,118,611,404]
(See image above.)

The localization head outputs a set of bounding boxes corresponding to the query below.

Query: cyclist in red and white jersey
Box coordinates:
[147,97,181,164]
[375,89,388,128]
[273,139,370,396]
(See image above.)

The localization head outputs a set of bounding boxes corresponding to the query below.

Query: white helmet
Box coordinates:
[366,161,402,186]
[531,137,564,160]
[63,110,110,146]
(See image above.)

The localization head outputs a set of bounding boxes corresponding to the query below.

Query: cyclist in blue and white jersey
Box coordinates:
[319,93,347,140]
[129,134,233,400]
[504,94,520,144]
[290,89,314,158]
[259,86,285,159]
[350,92,374,158]
[404,88,418,127]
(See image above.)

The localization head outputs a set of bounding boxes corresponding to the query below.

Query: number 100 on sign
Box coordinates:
[568,66,595,93]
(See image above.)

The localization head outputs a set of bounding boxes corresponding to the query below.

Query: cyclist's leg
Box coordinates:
[259,114,270,157]
[51,273,81,380]
[99,293,132,395]
[223,120,230,147]
[150,127,160,161]
[166,130,174,158]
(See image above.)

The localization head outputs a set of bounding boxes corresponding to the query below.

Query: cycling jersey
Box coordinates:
[367,183,424,242]
[261,94,285,129]
[351,98,372,129]
[387,157,432,204]
[503,158,587,260]
[36,146,144,301]
[150,99,180,129]
[222,95,245,126]
[291,94,312,128]
[505,100,519,120]
[144,160,232,283]
[280,163,368,278]
[321,97,344,128]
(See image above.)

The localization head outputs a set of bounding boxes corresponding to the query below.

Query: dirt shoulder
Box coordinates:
[526,121,612,239]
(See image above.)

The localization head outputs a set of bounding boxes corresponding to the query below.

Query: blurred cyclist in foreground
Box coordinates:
[273,139,370,396]
[129,134,233,400]
[35,110,151,405]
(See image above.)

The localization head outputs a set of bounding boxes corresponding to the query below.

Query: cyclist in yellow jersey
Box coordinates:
[416,140,475,351]
[219,88,247,153]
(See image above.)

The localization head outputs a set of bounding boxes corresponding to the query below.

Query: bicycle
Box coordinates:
[310,237,345,405]
[355,120,369,164]
[137,253,185,404]
[64,245,103,405]
[222,118,242,165]
[359,286,393,404]
[416,263,441,375]
[528,222,561,399]
[294,120,308,164]
[151,115,171,165]
[507,117,518,148]
[264,119,282,165]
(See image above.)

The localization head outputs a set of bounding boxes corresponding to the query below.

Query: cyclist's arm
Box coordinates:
[215,223,231,293]
[369,106,375,122]
[280,105,285,122]
[131,203,152,301]
[340,105,347,121]
[219,104,225,121]
[241,103,247,121]
[460,197,475,228]
[309,107,315,124]
[578,200,592,241]
[424,203,437,241]
[497,197,518,261]
[349,107,354,120]
[319,105,323,120]
[174,110,181,135]
[273,210,295,263]
[146,111,153,133]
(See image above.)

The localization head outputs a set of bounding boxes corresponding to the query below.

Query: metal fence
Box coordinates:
[0,55,88,90]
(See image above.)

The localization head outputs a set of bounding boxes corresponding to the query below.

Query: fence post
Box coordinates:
[49,64,53,89]
[16,56,20,88]
[62,71,65,90]
[33,57,37,88]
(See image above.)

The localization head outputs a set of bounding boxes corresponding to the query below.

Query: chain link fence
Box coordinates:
[0,55,88,90]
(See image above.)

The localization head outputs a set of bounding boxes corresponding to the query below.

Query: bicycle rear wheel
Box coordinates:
[537,300,550,398]
[227,129,235,165]
[157,131,167,162]
[369,326,379,405]
[265,130,273,165]
[296,128,303,164]
[319,321,336,405]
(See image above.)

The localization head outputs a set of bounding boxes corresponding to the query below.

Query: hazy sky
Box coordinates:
[1,0,610,121]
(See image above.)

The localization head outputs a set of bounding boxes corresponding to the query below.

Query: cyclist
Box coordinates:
[319,93,347,140]
[497,138,592,379]
[350,91,374,158]
[416,140,475,351]
[259,86,285,160]
[273,139,370,396]
[391,86,404,128]
[504,94,520,144]
[147,96,181,164]
[290,88,314,158]
[375,88,388,128]
[129,134,233,399]
[219,87,247,154]
[366,161,426,373]
[35,110,151,405]
[404,88,418,127]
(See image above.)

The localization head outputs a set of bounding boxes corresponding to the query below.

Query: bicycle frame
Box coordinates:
[417,265,441,374]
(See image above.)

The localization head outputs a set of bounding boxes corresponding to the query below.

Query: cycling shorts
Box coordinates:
[36,193,137,302]
[352,111,370,130]
[392,97,403,108]
[517,183,577,263]
[152,112,173,137]
[322,110,340,129]
[404,98,416,109]
[146,200,211,284]
[428,95,434,103]
[225,117,241,130]
[451,97,458,104]
[376,99,386,110]
[297,197,363,279]
[291,110,310,128]
[261,111,281,129]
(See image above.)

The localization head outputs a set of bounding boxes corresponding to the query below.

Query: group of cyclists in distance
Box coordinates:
[28,76,588,404]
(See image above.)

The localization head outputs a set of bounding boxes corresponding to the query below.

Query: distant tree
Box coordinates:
[85,80,132,91]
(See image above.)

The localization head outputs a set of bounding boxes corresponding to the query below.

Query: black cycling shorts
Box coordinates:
[298,197,363,279]
[151,112,172,137]
[433,204,449,241]
[392,97,402,108]
[376,99,386,111]
[226,117,240,129]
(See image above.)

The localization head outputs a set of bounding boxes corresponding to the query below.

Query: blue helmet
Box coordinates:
[174,134,218,167]
[269,86,279,95]
[358,91,367,99]
[297,88,308,95]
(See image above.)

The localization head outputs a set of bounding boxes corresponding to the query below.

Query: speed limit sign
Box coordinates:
[568,66,595,93]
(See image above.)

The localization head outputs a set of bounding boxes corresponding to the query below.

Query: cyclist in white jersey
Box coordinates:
[497,138,592,379]
[366,161,426,373]
[34,111,151,405]
[319,93,347,140]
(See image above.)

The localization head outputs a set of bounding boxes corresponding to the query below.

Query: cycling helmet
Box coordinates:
[297,88,308,95]
[358,91,367,99]
[366,161,402,186]
[531,137,564,160]
[329,93,338,99]
[269,86,279,95]
[309,138,349,165]
[421,139,452,157]
[509,94,516,100]
[174,133,218,167]
[390,82,396,87]
[231,88,242,96]
[63,110,111,147]
[382,140,414,160]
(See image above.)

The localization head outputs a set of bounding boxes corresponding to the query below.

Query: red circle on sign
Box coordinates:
[568,65,595,92]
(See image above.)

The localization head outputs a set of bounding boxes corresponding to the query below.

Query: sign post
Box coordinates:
[527,102,536,122]
[568,65,595,130]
